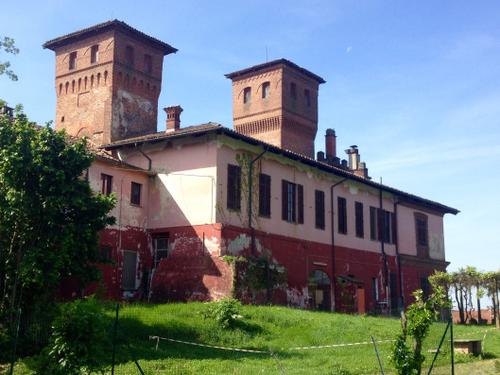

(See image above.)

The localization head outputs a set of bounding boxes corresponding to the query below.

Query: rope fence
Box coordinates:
[149,335,395,354]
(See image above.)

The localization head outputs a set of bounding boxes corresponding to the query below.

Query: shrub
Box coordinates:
[35,297,110,374]
[203,298,242,329]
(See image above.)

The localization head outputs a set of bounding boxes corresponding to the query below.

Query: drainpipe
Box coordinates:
[330,178,348,312]
[137,144,152,171]
[379,180,390,312]
[248,148,267,256]
[247,148,268,301]
[393,200,404,312]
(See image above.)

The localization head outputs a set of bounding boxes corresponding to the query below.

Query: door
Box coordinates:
[122,250,137,290]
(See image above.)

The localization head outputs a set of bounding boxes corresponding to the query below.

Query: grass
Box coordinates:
[5,302,500,374]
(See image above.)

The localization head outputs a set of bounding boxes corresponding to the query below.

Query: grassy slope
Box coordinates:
[11,303,500,375]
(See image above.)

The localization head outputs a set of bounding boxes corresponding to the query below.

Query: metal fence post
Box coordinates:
[450,317,454,375]
[371,336,385,375]
[111,303,119,375]
[427,320,450,374]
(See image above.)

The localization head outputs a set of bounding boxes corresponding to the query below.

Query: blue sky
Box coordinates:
[1,0,499,273]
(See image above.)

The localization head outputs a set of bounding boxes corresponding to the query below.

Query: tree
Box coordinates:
[483,271,500,328]
[391,286,448,375]
[0,106,115,353]
[0,37,19,81]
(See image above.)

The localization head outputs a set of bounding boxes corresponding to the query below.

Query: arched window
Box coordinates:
[262,81,270,99]
[59,83,63,96]
[69,51,77,70]
[71,80,75,93]
[65,82,69,94]
[97,73,101,86]
[90,45,99,64]
[144,54,152,74]
[125,45,134,66]
[90,75,94,88]
[78,78,82,91]
[84,76,88,90]
[243,87,251,104]
[304,89,311,107]
[290,82,297,100]
[104,70,108,84]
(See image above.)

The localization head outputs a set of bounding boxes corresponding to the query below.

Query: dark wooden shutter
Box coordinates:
[338,197,347,234]
[315,190,325,230]
[259,173,271,217]
[122,250,137,290]
[281,180,288,221]
[391,212,396,244]
[355,201,364,238]
[227,164,241,210]
[297,184,304,224]
[370,207,377,240]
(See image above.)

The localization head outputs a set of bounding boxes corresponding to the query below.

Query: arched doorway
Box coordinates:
[308,270,331,311]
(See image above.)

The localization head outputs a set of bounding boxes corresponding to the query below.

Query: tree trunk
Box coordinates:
[455,287,464,324]
[476,283,482,324]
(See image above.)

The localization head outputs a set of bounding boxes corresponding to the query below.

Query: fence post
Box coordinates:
[8,307,22,375]
[427,320,450,374]
[449,316,454,375]
[371,336,385,375]
[111,303,120,375]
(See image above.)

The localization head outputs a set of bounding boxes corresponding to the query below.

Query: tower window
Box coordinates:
[90,45,99,64]
[69,51,77,70]
[144,54,153,74]
[262,81,270,99]
[243,87,251,104]
[290,82,297,100]
[304,89,311,107]
[125,45,134,66]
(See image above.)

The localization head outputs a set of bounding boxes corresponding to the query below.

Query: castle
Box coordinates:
[42,20,458,312]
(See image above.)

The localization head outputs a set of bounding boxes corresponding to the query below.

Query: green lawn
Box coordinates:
[7,303,500,374]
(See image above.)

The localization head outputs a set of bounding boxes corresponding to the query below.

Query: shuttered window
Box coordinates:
[370,206,377,240]
[370,206,395,244]
[101,174,113,195]
[259,173,271,217]
[281,180,303,224]
[338,197,347,234]
[315,190,325,230]
[355,201,364,238]
[130,182,142,205]
[227,164,241,210]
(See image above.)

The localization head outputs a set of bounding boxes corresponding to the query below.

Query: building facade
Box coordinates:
[43,20,458,313]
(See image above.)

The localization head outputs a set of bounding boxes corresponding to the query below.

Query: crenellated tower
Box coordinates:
[43,20,177,145]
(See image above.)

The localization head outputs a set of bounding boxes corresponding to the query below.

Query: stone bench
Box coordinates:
[453,339,482,355]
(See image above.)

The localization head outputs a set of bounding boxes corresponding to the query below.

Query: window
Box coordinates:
[69,51,77,70]
[130,182,142,205]
[125,45,134,66]
[315,190,325,230]
[355,201,364,238]
[258,173,271,217]
[281,180,303,223]
[262,81,270,99]
[227,164,241,210]
[144,54,152,74]
[243,87,251,104]
[304,89,311,107]
[101,174,113,195]
[420,277,430,299]
[370,206,395,243]
[90,45,99,64]
[153,236,169,267]
[290,82,297,100]
[415,213,428,246]
[100,245,112,262]
[415,212,429,257]
[337,197,347,234]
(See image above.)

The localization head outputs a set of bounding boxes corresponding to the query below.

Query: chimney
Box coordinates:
[325,128,337,161]
[345,145,360,170]
[164,105,183,132]
[317,151,325,162]
[354,162,370,179]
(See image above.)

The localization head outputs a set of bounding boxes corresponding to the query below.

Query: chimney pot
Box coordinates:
[325,128,337,160]
[317,151,325,161]
[164,105,183,132]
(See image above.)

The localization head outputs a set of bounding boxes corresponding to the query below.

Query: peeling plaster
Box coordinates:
[227,234,251,255]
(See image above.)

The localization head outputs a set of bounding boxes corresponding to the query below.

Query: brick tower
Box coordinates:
[43,20,177,145]
[225,59,325,158]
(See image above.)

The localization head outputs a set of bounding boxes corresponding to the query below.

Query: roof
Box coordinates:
[102,124,459,215]
[225,58,326,84]
[43,19,177,55]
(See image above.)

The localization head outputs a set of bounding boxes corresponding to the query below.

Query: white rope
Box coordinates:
[149,335,395,353]
[287,339,395,351]
[149,335,269,354]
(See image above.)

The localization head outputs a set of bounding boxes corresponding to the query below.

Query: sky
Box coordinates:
[1,0,499,274]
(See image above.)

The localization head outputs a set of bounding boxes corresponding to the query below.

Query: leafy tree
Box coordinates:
[0,36,19,81]
[483,271,500,328]
[0,106,115,353]
[391,286,448,375]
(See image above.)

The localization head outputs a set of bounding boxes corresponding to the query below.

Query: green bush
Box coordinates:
[34,297,110,375]
[203,298,242,329]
